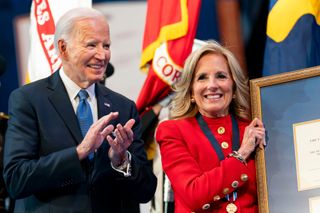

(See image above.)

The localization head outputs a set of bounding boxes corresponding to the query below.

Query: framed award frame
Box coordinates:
[250,65,320,213]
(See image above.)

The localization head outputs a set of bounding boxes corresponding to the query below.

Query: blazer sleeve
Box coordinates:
[156,120,254,211]
[3,89,84,199]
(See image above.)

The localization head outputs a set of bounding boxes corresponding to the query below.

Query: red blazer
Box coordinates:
[156,115,258,213]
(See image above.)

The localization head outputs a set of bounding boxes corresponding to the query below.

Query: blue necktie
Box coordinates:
[76,89,94,160]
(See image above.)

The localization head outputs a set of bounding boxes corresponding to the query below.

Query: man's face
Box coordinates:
[61,16,111,88]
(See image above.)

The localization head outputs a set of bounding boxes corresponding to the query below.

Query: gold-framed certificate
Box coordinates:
[250,65,320,213]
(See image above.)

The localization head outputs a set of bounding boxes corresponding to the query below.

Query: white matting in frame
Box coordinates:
[293,119,320,191]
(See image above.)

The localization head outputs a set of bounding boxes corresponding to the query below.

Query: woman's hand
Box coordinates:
[237,118,266,160]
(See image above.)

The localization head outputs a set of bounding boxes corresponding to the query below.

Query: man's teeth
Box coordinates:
[89,65,103,68]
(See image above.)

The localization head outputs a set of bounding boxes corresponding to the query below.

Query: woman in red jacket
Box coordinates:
[156,41,266,213]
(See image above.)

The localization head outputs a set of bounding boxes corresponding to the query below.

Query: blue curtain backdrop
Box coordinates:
[263,0,320,76]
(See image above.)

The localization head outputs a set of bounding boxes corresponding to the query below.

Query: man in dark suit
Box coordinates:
[3,7,156,213]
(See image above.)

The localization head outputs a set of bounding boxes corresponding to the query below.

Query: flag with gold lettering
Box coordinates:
[26,0,91,84]
[263,0,320,76]
[136,0,201,113]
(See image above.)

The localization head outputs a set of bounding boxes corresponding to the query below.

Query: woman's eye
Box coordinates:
[197,74,206,80]
[217,73,227,79]
[103,44,110,49]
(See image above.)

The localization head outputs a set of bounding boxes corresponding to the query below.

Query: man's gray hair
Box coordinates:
[54,7,105,53]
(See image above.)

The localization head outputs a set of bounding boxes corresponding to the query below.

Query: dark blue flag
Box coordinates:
[263,0,320,76]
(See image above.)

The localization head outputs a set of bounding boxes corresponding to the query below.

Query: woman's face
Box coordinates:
[191,53,234,118]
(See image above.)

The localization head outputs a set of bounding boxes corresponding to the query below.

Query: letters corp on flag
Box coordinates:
[136,0,201,113]
[26,0,92,84]
[262,0,320,76]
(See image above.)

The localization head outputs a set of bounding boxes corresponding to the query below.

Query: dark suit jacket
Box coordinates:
[3,71,157,213]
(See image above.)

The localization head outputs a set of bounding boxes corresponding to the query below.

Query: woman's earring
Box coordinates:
[190,98,195,103]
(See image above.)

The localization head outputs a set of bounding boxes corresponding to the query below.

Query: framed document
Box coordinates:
[250,66,320,213]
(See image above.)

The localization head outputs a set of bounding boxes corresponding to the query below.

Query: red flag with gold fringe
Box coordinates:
[136,0,201,113]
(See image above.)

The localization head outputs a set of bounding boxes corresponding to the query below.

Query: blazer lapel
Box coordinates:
[47,72,83,144]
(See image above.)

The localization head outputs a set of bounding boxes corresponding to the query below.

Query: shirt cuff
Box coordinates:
[110,151,132,177]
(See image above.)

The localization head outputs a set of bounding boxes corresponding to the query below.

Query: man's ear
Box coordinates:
[58,40,67,58]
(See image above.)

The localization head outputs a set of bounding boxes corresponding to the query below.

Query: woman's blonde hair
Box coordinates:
[170,40,250,120]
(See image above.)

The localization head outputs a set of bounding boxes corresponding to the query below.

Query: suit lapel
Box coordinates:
[47,72,83,144]
[96,83,113,119]
[92,84,113,174]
